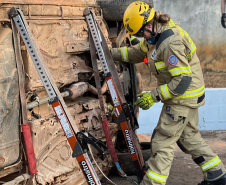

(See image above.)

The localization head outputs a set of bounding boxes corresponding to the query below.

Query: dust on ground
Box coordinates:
[102,131,226,185]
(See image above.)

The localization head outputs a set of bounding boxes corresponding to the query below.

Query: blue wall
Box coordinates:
[137,88,226,134]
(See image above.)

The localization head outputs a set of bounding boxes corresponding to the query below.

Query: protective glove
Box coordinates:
[221,13,226,28]
[134,92,155,110]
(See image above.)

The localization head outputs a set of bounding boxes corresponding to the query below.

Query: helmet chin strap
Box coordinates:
[144,20,156,37]
[151,20,156,36]
[144,21,162,38]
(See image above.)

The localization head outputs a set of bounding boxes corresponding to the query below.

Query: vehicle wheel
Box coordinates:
[97,0,154,21]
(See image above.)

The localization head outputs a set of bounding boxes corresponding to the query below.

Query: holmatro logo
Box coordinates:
[80,161,96,185]
[125,130,135,154]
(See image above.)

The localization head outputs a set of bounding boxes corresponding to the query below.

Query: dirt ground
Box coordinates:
[102,131,226,185]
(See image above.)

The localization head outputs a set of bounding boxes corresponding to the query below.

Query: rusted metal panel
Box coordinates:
[66,43,89,53]
[0,26,20,170]
[0,3,114,184]
[0,5,28,20]
[22,19,92,91]
[0,0,97,6]
[0,160,23,178]
[22,17,109,91]
[30,97,117,184]
[0,4,100,20]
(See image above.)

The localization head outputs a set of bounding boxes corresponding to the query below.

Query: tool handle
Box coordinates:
[22,124,38,175]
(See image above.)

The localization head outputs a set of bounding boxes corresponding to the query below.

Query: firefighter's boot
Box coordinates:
[198,174,226,185]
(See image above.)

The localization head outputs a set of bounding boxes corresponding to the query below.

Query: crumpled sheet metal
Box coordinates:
[0,3,100,21]
[0,26,20,170]
[22,18,110,92]
[30,97,118,184]
[0,0,97,6]
[0,3,113,183]
[22,19,92,91]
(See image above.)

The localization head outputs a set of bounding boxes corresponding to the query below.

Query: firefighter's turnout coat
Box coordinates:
[111,19,205,109]
[111,20,226,185]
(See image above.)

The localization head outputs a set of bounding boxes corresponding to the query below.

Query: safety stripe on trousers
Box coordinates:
[160,84,172,100]
[120,47,129,62]
[169,66,191,76]
[201,156,221,172]
[146,169,168,183]
[140,39,148,53]
[155,61,166,70]
[175,85,205,99]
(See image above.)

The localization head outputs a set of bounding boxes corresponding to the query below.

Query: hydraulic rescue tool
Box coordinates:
[84,8,145,184]
[9,7,108,185]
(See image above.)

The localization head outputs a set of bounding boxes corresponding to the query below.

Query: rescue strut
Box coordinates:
[84,8,145,183]
[9,7,108,185]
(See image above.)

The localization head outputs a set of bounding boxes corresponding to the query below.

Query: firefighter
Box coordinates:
[110,2,226,185]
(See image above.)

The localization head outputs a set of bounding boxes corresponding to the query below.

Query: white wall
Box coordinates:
[137,88,226,134]
[153,0,223,45]
[153,0,226,73]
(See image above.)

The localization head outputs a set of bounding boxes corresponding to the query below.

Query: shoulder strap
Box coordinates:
[156,29,174,50]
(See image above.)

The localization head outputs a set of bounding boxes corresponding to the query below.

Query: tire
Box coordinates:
[97,0,154,21]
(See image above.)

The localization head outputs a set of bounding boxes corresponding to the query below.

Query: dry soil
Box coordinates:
[102,131,226,185]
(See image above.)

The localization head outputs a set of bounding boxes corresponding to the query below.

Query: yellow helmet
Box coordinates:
[123,1,155,36]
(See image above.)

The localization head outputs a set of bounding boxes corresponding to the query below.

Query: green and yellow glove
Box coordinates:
[134,92,155,110]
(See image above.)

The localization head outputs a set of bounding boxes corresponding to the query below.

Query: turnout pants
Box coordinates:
[141,104,226,185]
